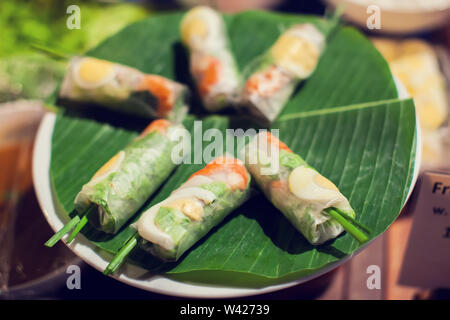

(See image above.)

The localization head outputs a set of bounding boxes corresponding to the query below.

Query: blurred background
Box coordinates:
[0,0,449,299]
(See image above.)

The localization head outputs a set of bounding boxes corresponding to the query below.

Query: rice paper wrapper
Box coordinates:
[74,124,185,233]
[189,50,240,112]
[180,7,240,112]
[59,56,189,122]
[243,135,355,245]
[239,24,326,124]
[240,65,297,124]
[138,172,251,261]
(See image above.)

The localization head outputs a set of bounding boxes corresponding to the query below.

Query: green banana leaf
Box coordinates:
[49,11,417,285]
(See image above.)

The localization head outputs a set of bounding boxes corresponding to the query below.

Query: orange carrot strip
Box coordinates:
[189,156,249,190]
[198,57,220,96]
[271,180,286,189]
[141,75,174,117]
[265,132,292,153]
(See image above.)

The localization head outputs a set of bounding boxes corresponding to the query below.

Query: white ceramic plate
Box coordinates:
[33,81,420,298]
[325,0,450,34]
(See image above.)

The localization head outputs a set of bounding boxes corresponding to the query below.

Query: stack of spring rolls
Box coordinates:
[47,6,367,274]
[45,119,190,248]
[59,6,328,124]
[180,6,327,123]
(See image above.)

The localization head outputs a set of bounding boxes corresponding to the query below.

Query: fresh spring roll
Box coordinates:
[74,119,187,234]
[59,56,189,122]
[241,24,326,123]
[180,6,240,112]
[242,132,355,245]
[136,156,251,261]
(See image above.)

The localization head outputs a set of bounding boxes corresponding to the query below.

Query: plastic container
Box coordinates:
[0,100,82,299]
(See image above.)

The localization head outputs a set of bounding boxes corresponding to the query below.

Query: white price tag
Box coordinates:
[399,171,450,289]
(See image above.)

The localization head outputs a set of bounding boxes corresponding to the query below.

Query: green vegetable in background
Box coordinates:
[0,55,65,102]
[0,0,149,102]
[0,0,149,57]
